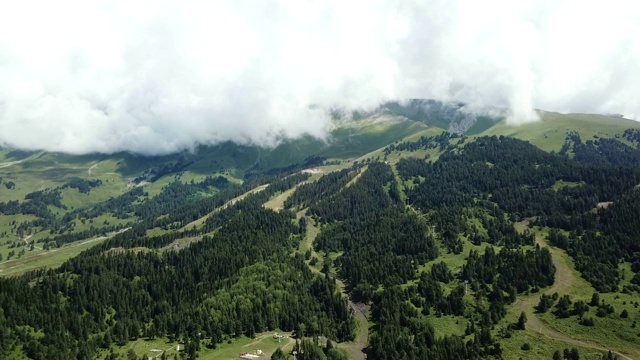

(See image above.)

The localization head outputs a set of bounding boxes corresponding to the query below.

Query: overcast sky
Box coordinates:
[1,0,639,155]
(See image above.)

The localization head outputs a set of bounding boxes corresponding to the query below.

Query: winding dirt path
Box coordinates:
[514,222,636,360]
[302,216,369,360]
[0,160,23,169]
[335,278,369,360]
[21,234,42,250]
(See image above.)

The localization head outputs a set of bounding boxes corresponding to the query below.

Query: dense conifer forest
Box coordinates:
[1,128,640,359]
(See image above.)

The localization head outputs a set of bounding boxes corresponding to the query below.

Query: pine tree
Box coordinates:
[102,332,112,349]
[271,347,286,360]
[126,349,137,360]
[516,311,527,330]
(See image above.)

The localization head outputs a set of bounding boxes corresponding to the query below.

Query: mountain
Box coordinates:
[1,110,640,359]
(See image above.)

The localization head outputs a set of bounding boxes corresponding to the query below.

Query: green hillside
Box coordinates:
[1,111,640,359]
[0,116,428,277]
[481,111,640,152]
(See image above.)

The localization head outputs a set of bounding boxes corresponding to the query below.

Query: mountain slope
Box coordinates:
[481,111,640,152]
[1,111,640,359]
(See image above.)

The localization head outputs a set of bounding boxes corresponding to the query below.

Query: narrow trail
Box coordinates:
[263,187,297,211]
[242,333,269,348]
[514,222,636,360]
[0,160,23,169]
[1,228,131,275]
[21,234,42,250]
[179,185,268,231]
[335,278,369,360]
[88,163,98,175]
[301,216,321,263]
[302,216,369,360]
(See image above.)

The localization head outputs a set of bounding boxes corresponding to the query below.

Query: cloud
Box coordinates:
[0,0,639,155]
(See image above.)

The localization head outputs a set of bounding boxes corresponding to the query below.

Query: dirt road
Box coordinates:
[514,222,636,360]
[302,217,369,360]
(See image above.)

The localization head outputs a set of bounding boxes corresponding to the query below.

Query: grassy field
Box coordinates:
[0,154,133,203]
[198,332,296,360]
[481,111,640,152]
[418,237,490,276]
[0,236,108,276]
[100,331,296,360]
[0,214,38,237]
[498,320,607,360]
[319,117,428,159]
[427,314,467,338]
[68,214,130,234]
[263,188,297,211]
[507,223,640,359]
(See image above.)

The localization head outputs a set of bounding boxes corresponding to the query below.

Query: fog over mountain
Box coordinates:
[1,0,639,155]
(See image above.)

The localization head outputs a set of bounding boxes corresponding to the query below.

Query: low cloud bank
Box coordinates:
[1,0,638,154]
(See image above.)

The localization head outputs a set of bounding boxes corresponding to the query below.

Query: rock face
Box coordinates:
[447,111,478,134]
[377,99,502,134]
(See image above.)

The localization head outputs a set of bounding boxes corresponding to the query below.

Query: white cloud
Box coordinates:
[0,0,639,154]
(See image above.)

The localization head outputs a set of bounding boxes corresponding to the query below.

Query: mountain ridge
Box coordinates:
[1,109,640,359]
